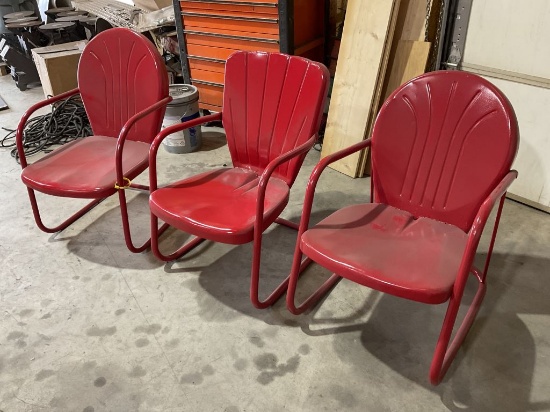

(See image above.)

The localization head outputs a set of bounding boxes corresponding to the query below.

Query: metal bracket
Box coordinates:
[444,0,473,70]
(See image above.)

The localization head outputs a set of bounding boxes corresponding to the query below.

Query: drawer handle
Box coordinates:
[182,11,278,23]
[188,55,226,64]
[185,29,279,44]
[192,79,225,88]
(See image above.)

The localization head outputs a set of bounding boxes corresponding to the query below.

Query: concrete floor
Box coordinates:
[1,74,550,412]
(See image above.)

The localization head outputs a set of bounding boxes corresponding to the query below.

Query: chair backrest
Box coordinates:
[78,28,169,143]
[371,71,519,232]
[222,51,329,186]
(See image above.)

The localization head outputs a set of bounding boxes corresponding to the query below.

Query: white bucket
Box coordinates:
[162,84,202,154]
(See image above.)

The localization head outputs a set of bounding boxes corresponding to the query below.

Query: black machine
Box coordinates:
[1,0,95,91]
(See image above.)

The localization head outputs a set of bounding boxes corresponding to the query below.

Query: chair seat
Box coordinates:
[301,203,468,304]
[21,136,150,198]
[149,168,290,245]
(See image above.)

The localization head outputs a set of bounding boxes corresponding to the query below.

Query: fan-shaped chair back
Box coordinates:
[78,28,169,143]
[371,71,519,232]
[223,51,329,186]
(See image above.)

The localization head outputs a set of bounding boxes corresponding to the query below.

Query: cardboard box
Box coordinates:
[133,0,171,11]
[31,41,88,98]
[0,62,9,76]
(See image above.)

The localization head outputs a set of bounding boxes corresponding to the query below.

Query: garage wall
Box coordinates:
[461,0,550,212]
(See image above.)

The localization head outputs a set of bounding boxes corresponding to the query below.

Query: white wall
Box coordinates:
[462,0,550,211]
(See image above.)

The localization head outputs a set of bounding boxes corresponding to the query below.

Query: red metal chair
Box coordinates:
[16,28,171,252]
[286,71,519,384]
[149,51,329,308]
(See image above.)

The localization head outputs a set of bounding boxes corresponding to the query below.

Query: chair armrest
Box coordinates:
[255,134,318,227]
[148,112,223,191]
[316,138,373,170]
[469,170,518,241]
[16,88,80,168]
[115,96,172,183]
[258,134,318,191]
[453,170,518,295]
[297,138,373,235]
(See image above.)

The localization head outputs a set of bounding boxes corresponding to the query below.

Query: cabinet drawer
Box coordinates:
[187,43,235,60]
[183,25,279,41]
[200,102,223,112]
[182,12,279,35]
[181,1,278,15]
[188,56,225,73]
[193,81,224,108]
[184,0,277,3]
[190,67,225,84]
[185,32,279,52]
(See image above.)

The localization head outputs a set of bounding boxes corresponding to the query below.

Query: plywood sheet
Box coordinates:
[321,0,401,177]
[357,39,430,175]
[356,0,434,177]
[357,16,408,175]
[400,0,426,41]
[383,40,430,100]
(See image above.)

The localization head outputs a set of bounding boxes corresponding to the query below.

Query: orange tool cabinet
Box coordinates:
[173,0,328,112]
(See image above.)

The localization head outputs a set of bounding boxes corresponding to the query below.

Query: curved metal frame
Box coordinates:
[285,136,518,385]
[149,112,317,308]
[17,87,172,253]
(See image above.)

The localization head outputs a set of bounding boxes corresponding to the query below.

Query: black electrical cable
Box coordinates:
[1,95,92,162]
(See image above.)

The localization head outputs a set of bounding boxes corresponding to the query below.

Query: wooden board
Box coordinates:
[321,0,401,177]
[400,0,427,41]
[358,40,430,175]
[384,41,430,100]
[357,0,433,176]
[392,0,443,43]
[356,29,414,177]
[0,62,8,76]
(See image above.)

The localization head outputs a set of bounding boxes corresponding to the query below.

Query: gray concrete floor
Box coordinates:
[1,74,550,412]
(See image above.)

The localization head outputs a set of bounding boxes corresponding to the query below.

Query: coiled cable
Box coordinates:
[1,95,92,162]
